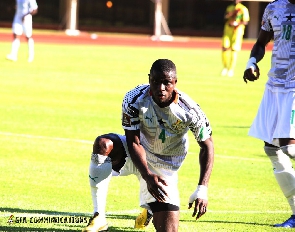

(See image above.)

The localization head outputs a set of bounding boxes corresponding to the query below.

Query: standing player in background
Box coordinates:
[83,59,214,232]
[6,0,38,63]
[221,0,249,77]
[243,0,295,228]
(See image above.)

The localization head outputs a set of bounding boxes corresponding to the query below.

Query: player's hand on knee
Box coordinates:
[243,57,260,83]
[146,174,168,202]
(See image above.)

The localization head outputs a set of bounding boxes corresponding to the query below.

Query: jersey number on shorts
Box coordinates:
[159,129,166,143]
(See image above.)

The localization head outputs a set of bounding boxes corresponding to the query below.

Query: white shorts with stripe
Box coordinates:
[117,134,180,210]
[249,85,295,146]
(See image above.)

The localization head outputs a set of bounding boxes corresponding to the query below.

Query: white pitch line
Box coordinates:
[214,154,267,162]
[0,131,268,162]
[0,131,93,144]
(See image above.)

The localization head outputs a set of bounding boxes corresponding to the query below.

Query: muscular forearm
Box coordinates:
[198,139,214,187]
[129,143,151,180]
[250,42,266,63]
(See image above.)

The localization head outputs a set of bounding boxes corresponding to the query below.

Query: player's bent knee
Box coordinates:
[281,145,295,159]
[265,146,295,197]
[93,136,114,155]
[264,146,292,171]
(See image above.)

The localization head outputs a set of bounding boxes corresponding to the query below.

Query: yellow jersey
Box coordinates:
[225,2,250,31]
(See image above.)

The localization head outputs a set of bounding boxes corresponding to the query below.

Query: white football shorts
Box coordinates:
[12,14,33,37]
[117,134,180,210]
[249,85,295,146]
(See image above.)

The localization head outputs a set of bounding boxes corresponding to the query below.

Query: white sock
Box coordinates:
[89,154,112,220]
[265,146,295,214]
[28,38,34,60]
[11,38,20,57]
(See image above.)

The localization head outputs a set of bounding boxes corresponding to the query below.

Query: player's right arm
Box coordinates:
[125,129,167,202]
[243,29,273,83]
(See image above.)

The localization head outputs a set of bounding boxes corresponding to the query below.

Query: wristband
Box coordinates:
[245,57,257,71]
[188,185,208,204]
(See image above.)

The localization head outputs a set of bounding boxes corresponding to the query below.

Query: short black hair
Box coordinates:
[150,59,177,77]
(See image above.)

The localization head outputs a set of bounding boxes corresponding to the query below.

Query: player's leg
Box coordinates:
[26,36,34,62]
[83,133,127,232]
[7,17,22,61]
[149,202,179,232]
[221,27,233,76]
[271,139,295,228]
[266,91,295,227]
[7,34,20,62]
[111,135,154,228]
[228,28,243,77]
[23,14,34,62]
[138,163,180,231]
[227,49,238,77]
[265,143,295,201]
[221,47,231,76]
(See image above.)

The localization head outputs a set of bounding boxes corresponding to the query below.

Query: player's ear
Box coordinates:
[148,74,151,81]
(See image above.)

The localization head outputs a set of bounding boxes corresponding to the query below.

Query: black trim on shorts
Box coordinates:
[148,202,179,213]
[112,157,126,172]
[106,133,128,173]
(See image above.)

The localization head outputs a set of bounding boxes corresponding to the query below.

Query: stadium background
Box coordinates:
[0,0,269,37]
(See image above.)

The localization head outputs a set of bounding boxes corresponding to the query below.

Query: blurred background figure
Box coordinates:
[221,0,249,77]
[6,0,38,63]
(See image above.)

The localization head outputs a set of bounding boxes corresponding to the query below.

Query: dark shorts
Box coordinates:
[148,202,179,213]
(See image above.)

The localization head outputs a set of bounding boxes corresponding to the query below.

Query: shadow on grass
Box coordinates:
[180,218,270,227]
[218,126,250,129]
[107,214,136,220]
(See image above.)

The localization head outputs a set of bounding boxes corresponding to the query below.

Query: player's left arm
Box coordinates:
[22,1,38,21]
[243,29,273,83]
[198,137,214,189]
[188,135,214,220]
[22,8,38,21]
[234,7,250,27]
[30,8,38,16]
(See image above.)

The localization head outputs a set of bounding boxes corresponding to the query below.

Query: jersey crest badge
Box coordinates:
[172,119,185,131]
[122,113,131,127]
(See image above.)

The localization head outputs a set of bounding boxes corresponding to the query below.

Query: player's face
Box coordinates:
[149,70,177,107]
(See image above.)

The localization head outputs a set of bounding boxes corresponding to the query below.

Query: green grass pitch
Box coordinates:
[0,34,292,231]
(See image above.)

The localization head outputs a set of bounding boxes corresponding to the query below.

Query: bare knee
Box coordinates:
[93,136,114,156]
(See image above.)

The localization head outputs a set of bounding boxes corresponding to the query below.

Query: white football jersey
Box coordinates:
[261,0,295,87]
[15,0,38,16]
[122,84,212,171]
